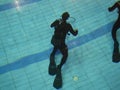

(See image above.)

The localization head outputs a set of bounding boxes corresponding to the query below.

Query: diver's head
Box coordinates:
[62,12,70,21]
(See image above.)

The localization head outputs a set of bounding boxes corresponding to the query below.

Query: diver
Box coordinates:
[48,12,78,89]
[108,1,120,62]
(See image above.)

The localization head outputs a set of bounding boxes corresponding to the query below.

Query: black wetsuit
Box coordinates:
[109,1,120,44]
[109,1,120,62]
[50,19,77,69]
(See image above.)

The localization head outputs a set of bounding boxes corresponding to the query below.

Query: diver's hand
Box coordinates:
[74,29,78,36]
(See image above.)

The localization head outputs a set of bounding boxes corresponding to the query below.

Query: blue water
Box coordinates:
[0,0,120,90]
[0,21,114,74]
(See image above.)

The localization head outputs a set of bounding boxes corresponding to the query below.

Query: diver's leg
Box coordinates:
[112,21,119,45]
[112,20,120,62]
[58,45,68,69]
[49,47,58,75]
[53,45,68,89]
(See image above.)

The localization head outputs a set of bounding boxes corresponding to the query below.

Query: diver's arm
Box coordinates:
[68,24,78,36]
[108,2,119,12]
[50,20,59,27]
